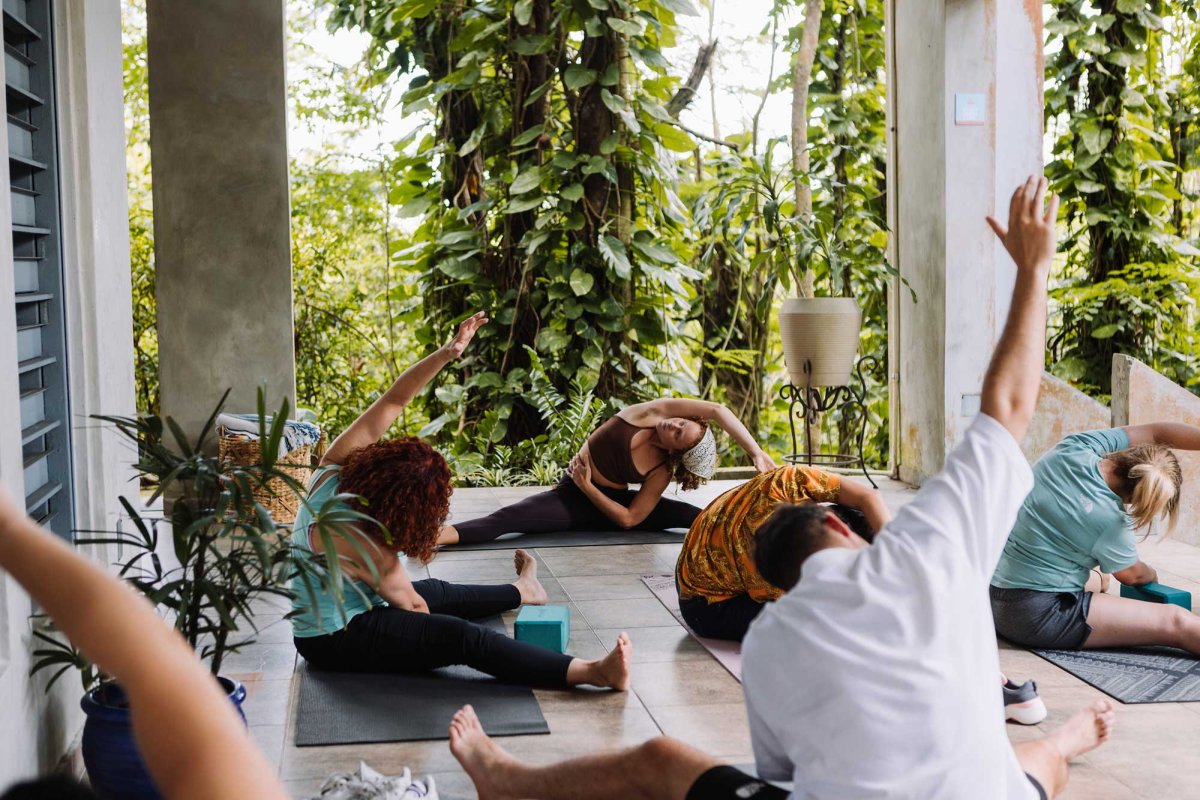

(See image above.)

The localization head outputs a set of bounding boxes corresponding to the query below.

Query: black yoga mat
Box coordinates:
[443,528,687,551]
[294,616,550,745]
[1032,646,1200,703]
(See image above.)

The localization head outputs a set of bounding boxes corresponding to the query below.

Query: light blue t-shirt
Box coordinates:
[289,467,385,638]
[992,428,1139,592]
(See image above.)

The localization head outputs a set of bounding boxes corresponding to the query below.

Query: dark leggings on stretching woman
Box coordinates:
[294,578,572,687]
[452,475,703,545]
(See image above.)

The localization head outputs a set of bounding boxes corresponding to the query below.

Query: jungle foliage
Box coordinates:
[1044,0,1200,396]
[126,0,1200,482]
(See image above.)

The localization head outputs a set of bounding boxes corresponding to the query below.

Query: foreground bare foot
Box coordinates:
[590,631,632,690]
[512,549,548,605]
[449,704,521,800]
[1046,700,1116,760]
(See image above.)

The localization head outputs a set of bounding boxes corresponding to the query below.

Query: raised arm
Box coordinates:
[835,478,892,534]
[981,176,1058,441]
[323,311,488,465]
[1125,423,1200,451]
[646,398,776,472]
[0,489,286,800]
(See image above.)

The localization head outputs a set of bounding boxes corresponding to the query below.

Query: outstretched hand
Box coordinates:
[444,311,489,359]
[986,175,1059,274]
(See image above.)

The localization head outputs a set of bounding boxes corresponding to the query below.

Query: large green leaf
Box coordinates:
[564,66,598,90]
[510,166,544,195]
[606,16,644,36]
[652,122,696,152]
[598,235,632,279]
[569,269,595,296]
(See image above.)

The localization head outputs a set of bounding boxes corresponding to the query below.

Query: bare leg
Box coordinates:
[437,525,460,545]
[512,549,548,605]
[568,632,632,690]
[449,704,716,800]
[1085,592,1200,654]
[1013,700,1115,798]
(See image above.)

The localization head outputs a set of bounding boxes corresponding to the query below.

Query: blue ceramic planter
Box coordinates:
[80,677,246,800]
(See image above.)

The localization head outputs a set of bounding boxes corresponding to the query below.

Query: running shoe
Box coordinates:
[1003,679,1047,725]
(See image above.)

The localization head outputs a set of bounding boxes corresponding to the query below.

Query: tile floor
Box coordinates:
[233,477,1200,799]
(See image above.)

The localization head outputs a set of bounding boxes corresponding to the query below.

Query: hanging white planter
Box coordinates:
[778,297,863,388]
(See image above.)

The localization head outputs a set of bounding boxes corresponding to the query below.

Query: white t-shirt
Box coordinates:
[742,414,1036,800]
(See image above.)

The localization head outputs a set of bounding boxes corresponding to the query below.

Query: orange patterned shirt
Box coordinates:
[676,465,842,603]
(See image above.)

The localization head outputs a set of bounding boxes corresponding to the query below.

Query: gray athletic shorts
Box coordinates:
[990,585,1094,649]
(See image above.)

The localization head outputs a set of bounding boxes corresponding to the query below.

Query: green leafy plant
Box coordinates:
[31,391,374,692]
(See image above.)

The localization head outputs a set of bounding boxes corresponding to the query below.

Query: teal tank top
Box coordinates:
[289,467,385,638]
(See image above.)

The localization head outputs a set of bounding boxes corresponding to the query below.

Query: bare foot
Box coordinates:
[448,704,521,800]
[590,632,632,691]
[512,549,548,605]
[1045,700,1116,761]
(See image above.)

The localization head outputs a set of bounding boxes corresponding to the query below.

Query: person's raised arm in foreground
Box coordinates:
[322,311,489,465]
[982,176,1059,442]
[0,488,287,800]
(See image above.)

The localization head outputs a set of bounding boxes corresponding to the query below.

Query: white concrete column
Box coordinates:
[889,0,1044,484]
[147,0,295,442]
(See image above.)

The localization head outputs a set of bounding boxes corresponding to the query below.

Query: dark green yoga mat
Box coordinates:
[443,528,687,551]
[1032,646,1200,703]
[294,616,550,745]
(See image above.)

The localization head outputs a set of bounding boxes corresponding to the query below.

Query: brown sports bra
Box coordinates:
[586,416,666,485]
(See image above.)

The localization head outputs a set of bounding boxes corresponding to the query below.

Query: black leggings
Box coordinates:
[452,476,702,544]
[678,593,766,642]
[294,579,573,687]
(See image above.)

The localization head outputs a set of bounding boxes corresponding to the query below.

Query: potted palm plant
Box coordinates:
[32,391,359,800]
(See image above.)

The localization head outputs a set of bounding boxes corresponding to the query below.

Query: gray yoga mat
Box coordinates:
[294,616,550,745]
[1032,646,1200,703]
[444,528,687,551]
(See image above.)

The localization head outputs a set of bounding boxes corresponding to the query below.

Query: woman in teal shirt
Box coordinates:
[991,423,1200,653]
[291,311,632,690]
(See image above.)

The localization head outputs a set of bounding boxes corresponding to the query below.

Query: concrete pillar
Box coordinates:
[888,0,1044,484]
[147,0,295,442]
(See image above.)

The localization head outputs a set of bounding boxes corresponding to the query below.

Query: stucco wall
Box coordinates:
[0,0,134,785]
[1021,372,1110,463]
[147,0,296,442]
[891,0,1044,485]
[1112,355,1200,548]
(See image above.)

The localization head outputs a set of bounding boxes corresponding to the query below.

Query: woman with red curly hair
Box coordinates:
[290,312,631,690]
[438,398,777,545]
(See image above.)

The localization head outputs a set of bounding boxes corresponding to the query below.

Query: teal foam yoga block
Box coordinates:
[515,605,570,653]
[1120,581,1192,610]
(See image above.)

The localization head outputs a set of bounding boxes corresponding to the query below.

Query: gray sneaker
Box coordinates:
[1003,679,1047,725]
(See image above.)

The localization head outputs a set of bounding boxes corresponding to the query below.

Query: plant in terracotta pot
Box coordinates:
[31,391,361,800]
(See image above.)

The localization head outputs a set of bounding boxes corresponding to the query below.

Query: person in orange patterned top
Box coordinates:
[675,465,891,641]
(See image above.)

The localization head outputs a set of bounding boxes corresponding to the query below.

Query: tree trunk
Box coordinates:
[790,0,824,299]
[491,0,553,442]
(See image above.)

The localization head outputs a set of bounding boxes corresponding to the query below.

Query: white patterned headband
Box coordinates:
[681,428,717,479]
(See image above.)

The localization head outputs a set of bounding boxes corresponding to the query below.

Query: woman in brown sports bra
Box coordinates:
[438,399,775,545]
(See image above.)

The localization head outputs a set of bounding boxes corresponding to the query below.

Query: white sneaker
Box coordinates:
[1003,679,1048,725]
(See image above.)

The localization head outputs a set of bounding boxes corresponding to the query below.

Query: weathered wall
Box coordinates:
[147,0,295,442]
[1021,372,1110,463]
[1112,355,1200,548]
[890,0,1044,484]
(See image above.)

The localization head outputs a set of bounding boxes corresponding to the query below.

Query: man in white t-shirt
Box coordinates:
[741,176,1115,800]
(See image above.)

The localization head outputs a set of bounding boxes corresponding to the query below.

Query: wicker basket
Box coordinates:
[218,430,326,524]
